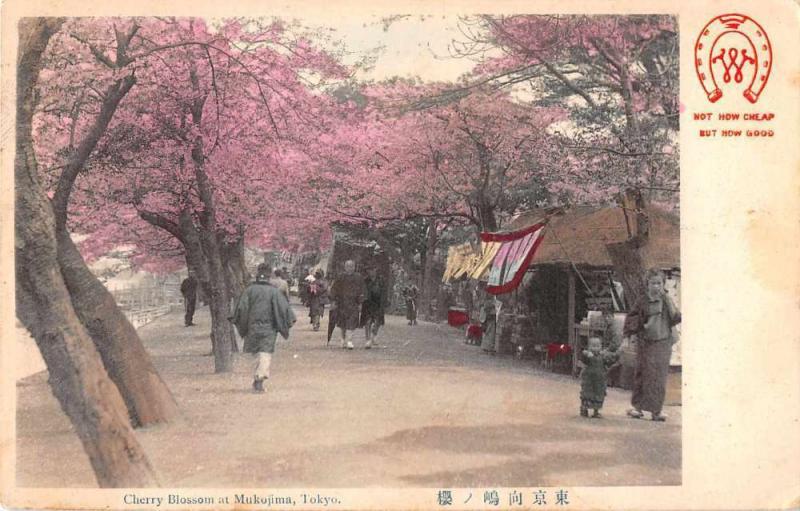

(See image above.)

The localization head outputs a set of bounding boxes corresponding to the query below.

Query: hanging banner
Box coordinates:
[482,222,546,294]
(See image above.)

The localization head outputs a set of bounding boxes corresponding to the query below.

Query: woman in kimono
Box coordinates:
[624,269,682,421]
[308,269,329,332]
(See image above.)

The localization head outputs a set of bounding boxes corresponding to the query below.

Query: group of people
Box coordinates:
[578,269,681,422]
[313,260,387,350]
[183,259,680,415]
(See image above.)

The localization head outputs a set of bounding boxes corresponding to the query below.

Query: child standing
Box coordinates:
[580,337,620,418]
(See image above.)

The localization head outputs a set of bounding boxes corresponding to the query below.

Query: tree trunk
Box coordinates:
[222,234,249,353]
[196,209,233,372]
[606,240,646,310]
[419,221,439,319]
[187,61,233,372]
[178,207,212,299]
[606,189,651,309]
[40,20,176,427]
[619,62,640,141]
[16,18,158,487]
[141,207,234,358]
[476,200,498,232]
[56,229,179,427]
[222,233,249,301]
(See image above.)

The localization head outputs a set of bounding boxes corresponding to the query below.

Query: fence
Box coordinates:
[111,282,184,329]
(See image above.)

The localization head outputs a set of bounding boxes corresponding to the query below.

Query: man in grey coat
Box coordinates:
[233,263,297,393]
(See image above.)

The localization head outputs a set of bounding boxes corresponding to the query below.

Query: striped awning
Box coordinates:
[482,222,546,295]
[442,222,547,294]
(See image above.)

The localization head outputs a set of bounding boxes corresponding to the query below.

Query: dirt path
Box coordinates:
[16,304,680,487]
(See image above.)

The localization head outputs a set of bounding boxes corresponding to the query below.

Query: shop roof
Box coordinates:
[504,205,680,269]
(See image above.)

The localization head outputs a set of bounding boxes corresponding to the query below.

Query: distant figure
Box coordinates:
[579,336,620,419]
[330,260,365,349]
[360,266,387,348]
[308,269,329,332]
[403,284,418,326]
[233,263,296,393]
[299,268,313,306]
[269,268,290,301]
[281,266,293,288]
[180,274,198,327]
[479,294,497,354]
[624,269,682,422]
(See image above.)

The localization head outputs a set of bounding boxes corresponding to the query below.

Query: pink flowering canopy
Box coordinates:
[32,15,679,270]
[34,17,350,269]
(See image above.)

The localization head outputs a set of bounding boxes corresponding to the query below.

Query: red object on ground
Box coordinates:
[466,324,483,340]
[448,308,469,327]
[546,343,573,360]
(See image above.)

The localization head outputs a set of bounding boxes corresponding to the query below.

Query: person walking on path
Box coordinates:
[624,269,682,421]
[403,283,418,326]
[233,263,297,393]
[270,268,290,301]
[180,273,198,327]
[330,260,365,350]
[308,269,329,332]
[360,266,387,349]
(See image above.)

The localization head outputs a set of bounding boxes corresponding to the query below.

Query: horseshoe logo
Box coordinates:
[694,14,772,104]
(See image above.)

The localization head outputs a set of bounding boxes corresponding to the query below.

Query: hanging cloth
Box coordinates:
[482,222,546,295]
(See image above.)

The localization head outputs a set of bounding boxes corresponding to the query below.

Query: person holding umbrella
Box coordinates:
[329,260,365,349]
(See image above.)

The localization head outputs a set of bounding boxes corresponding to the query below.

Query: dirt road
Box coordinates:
[16,304,680,487]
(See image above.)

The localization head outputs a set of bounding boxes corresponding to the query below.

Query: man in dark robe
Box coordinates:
[180,273,198,327]
[233,263,297,393]
[360,266,387,349]
[403,284,419,325]
[330,259,365,349]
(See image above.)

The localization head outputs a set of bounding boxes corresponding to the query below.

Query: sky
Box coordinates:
[321,15,484,82]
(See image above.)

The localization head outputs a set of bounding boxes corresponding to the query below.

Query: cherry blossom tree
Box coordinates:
[31,17,189,423]
[295,81,566,310]
[16,17,158,487]
[449,15,679,302]
[449,15,679,201]
[47,18,349,371]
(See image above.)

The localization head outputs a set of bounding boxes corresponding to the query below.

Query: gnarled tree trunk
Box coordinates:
[221,233,248,353]
[16,17,158,486]
[43,21,177,427]
[222,233,249,302]
[56,230,179,426]
[607,188,651,308]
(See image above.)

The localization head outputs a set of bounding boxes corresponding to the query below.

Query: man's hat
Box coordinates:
[256,263,271,280]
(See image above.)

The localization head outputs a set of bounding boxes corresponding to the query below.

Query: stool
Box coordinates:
[544,343,573,370]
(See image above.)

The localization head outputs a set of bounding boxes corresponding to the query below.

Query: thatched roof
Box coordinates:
[504,205,680,268]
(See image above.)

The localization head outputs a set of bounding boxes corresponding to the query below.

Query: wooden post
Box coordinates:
[567,267,577,375]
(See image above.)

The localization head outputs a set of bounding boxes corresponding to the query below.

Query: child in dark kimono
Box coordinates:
[580,337,620,418]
